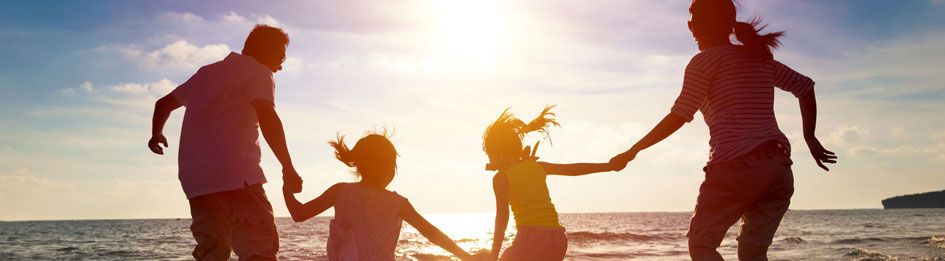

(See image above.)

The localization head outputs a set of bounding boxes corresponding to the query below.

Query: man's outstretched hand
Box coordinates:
[148,134,168,155]
[282,167,303,193]
[805,136,837,171]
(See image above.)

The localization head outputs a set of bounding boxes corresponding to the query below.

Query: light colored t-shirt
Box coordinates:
[504,159,562,228]
[671,45,814,165]
[171,52,275,199]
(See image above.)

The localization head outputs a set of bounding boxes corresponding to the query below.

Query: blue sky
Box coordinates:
[1,0,944,221]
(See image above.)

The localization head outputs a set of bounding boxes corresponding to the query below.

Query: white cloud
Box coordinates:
[56,81,95,95]
[828,125,870,145]
[109,78,176,96]
[97,40,231,70]
[142,40,231,69]
[221,11,280,27]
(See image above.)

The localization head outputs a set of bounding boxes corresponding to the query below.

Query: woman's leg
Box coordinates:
[736,153,794,260]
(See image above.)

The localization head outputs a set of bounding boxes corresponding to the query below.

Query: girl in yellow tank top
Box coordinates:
[482,106,618,261]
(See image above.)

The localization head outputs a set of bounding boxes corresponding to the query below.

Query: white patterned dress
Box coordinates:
[328,182,407,261]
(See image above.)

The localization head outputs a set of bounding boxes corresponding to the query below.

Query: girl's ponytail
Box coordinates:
[519,105,560,141]
[733,18,784,59]
[328,135,357,168]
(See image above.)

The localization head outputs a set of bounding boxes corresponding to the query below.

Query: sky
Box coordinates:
[1,0,944,221]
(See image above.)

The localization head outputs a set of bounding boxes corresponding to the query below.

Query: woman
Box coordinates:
[610,0,837,260]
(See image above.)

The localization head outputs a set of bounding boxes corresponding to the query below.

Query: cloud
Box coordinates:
[827,125,870,145]
[56,81,95,95]
[222,11,280,27]
[95,40,231,70]
[109,78,176,95]
[110,40,231,70]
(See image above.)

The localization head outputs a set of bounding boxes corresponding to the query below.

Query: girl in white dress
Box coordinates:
[283,132,479,260]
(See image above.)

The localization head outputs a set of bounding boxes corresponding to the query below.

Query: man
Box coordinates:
[148,24,303,260]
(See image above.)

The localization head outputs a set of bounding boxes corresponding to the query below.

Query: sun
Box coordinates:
[424,0,510,66]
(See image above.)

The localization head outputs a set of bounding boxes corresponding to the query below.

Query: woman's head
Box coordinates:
[329,131,398,187]
[482,106,559,170]
[688,0,784,59]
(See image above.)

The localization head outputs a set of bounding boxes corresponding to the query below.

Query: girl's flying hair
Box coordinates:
[328,129,398,178]
[482,105,559,168]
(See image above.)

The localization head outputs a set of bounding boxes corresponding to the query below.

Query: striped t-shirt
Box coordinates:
[671,45,814,165]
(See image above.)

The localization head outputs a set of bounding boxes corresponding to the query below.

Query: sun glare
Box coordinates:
[424,0,511,66]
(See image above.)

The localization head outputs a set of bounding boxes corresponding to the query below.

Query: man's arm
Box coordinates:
[799,89,837,171]
[251,99,302,192]
[610,113,687,170]
[148,94,182,155]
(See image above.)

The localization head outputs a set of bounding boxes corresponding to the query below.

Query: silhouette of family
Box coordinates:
[148,0,837,260]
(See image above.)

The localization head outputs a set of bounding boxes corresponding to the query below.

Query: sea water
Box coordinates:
[1,209,943,260]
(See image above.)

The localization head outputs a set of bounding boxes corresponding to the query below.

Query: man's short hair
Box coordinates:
[242,25,290,56]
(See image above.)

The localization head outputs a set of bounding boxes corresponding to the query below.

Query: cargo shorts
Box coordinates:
[188,183,279,261]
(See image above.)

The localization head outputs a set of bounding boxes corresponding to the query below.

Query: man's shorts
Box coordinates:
[188,184,279,260]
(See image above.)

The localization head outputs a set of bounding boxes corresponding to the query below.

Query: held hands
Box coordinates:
[148,134,168,155]
[282,167,303,193]
[609,150,637,172]
[805,136,837,171]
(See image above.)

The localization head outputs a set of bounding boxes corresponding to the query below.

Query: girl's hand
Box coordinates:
[609,150,636,171]
[805,136,837,171]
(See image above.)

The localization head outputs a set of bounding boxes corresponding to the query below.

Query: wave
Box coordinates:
[779,236,807,244]
[842,248,891,261]
[566,231,683,243]
[834,237,888,244]
[834,235,944,246]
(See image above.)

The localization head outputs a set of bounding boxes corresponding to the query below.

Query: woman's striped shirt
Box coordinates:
[671,45,814,165]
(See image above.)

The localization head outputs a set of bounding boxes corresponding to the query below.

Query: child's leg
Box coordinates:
[500,226,567,261]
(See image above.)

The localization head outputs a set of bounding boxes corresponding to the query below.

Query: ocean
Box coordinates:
[1,209,943,260]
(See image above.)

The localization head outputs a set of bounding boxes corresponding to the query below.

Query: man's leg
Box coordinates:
[189,193,233,261]
[737,154,794,261]
[227,184,280,261]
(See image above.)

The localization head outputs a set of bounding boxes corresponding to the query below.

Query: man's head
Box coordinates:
[242,25,289,73]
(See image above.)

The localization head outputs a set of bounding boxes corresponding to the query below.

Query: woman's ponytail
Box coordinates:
[733,18,784,59]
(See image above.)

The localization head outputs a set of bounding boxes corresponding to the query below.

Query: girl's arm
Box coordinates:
[610,113,687,170]
[283,183,341,222]
[538,162,615,176]
[490,173,510,260]
[400,202,474,260]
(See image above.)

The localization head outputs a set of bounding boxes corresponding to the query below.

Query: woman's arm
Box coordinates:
[610,113,687,170]
[490,173,510,260]
[799,89,837,171]
[538,162,615,176]
[283,183,341,222]
[401,202,474,260]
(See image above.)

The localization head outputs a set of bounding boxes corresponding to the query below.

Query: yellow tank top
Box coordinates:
[504,159,561,228]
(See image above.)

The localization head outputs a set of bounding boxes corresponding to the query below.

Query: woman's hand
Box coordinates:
[805,136,837,171]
